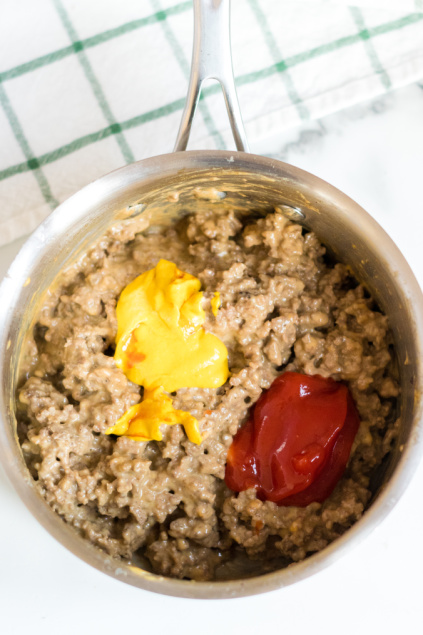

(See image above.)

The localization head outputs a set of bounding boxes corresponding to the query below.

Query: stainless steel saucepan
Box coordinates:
[0,0,422,599]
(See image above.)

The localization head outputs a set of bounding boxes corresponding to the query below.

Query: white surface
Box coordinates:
[1,82,423,634]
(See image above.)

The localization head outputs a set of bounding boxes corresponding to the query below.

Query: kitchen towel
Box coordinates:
[0,0,422,246]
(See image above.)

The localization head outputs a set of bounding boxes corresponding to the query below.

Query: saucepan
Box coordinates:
[0,0,422,599]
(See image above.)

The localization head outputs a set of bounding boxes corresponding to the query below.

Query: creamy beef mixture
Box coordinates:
[17,207,399,581]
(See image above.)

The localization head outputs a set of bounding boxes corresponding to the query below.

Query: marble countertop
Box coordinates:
[1,82,422,635]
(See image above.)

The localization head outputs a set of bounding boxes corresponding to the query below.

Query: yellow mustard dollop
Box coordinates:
[106,387,202,444]
[106,259,228,444]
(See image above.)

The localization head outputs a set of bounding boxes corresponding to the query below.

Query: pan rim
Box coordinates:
[1,149,422,599]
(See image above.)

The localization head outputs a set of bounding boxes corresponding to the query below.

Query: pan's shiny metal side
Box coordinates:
[0,151,422,598]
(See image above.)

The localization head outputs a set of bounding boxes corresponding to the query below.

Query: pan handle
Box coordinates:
[174,0,249,153]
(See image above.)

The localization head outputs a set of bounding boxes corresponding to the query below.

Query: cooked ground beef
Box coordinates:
[17,207,399,581]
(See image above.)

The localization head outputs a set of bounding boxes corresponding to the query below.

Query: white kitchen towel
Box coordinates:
[0,0,422,246]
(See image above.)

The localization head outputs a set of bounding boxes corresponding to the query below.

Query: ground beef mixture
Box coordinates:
[17,207,399,581]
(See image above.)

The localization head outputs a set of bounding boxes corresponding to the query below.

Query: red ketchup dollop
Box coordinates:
[225,372,360,507]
